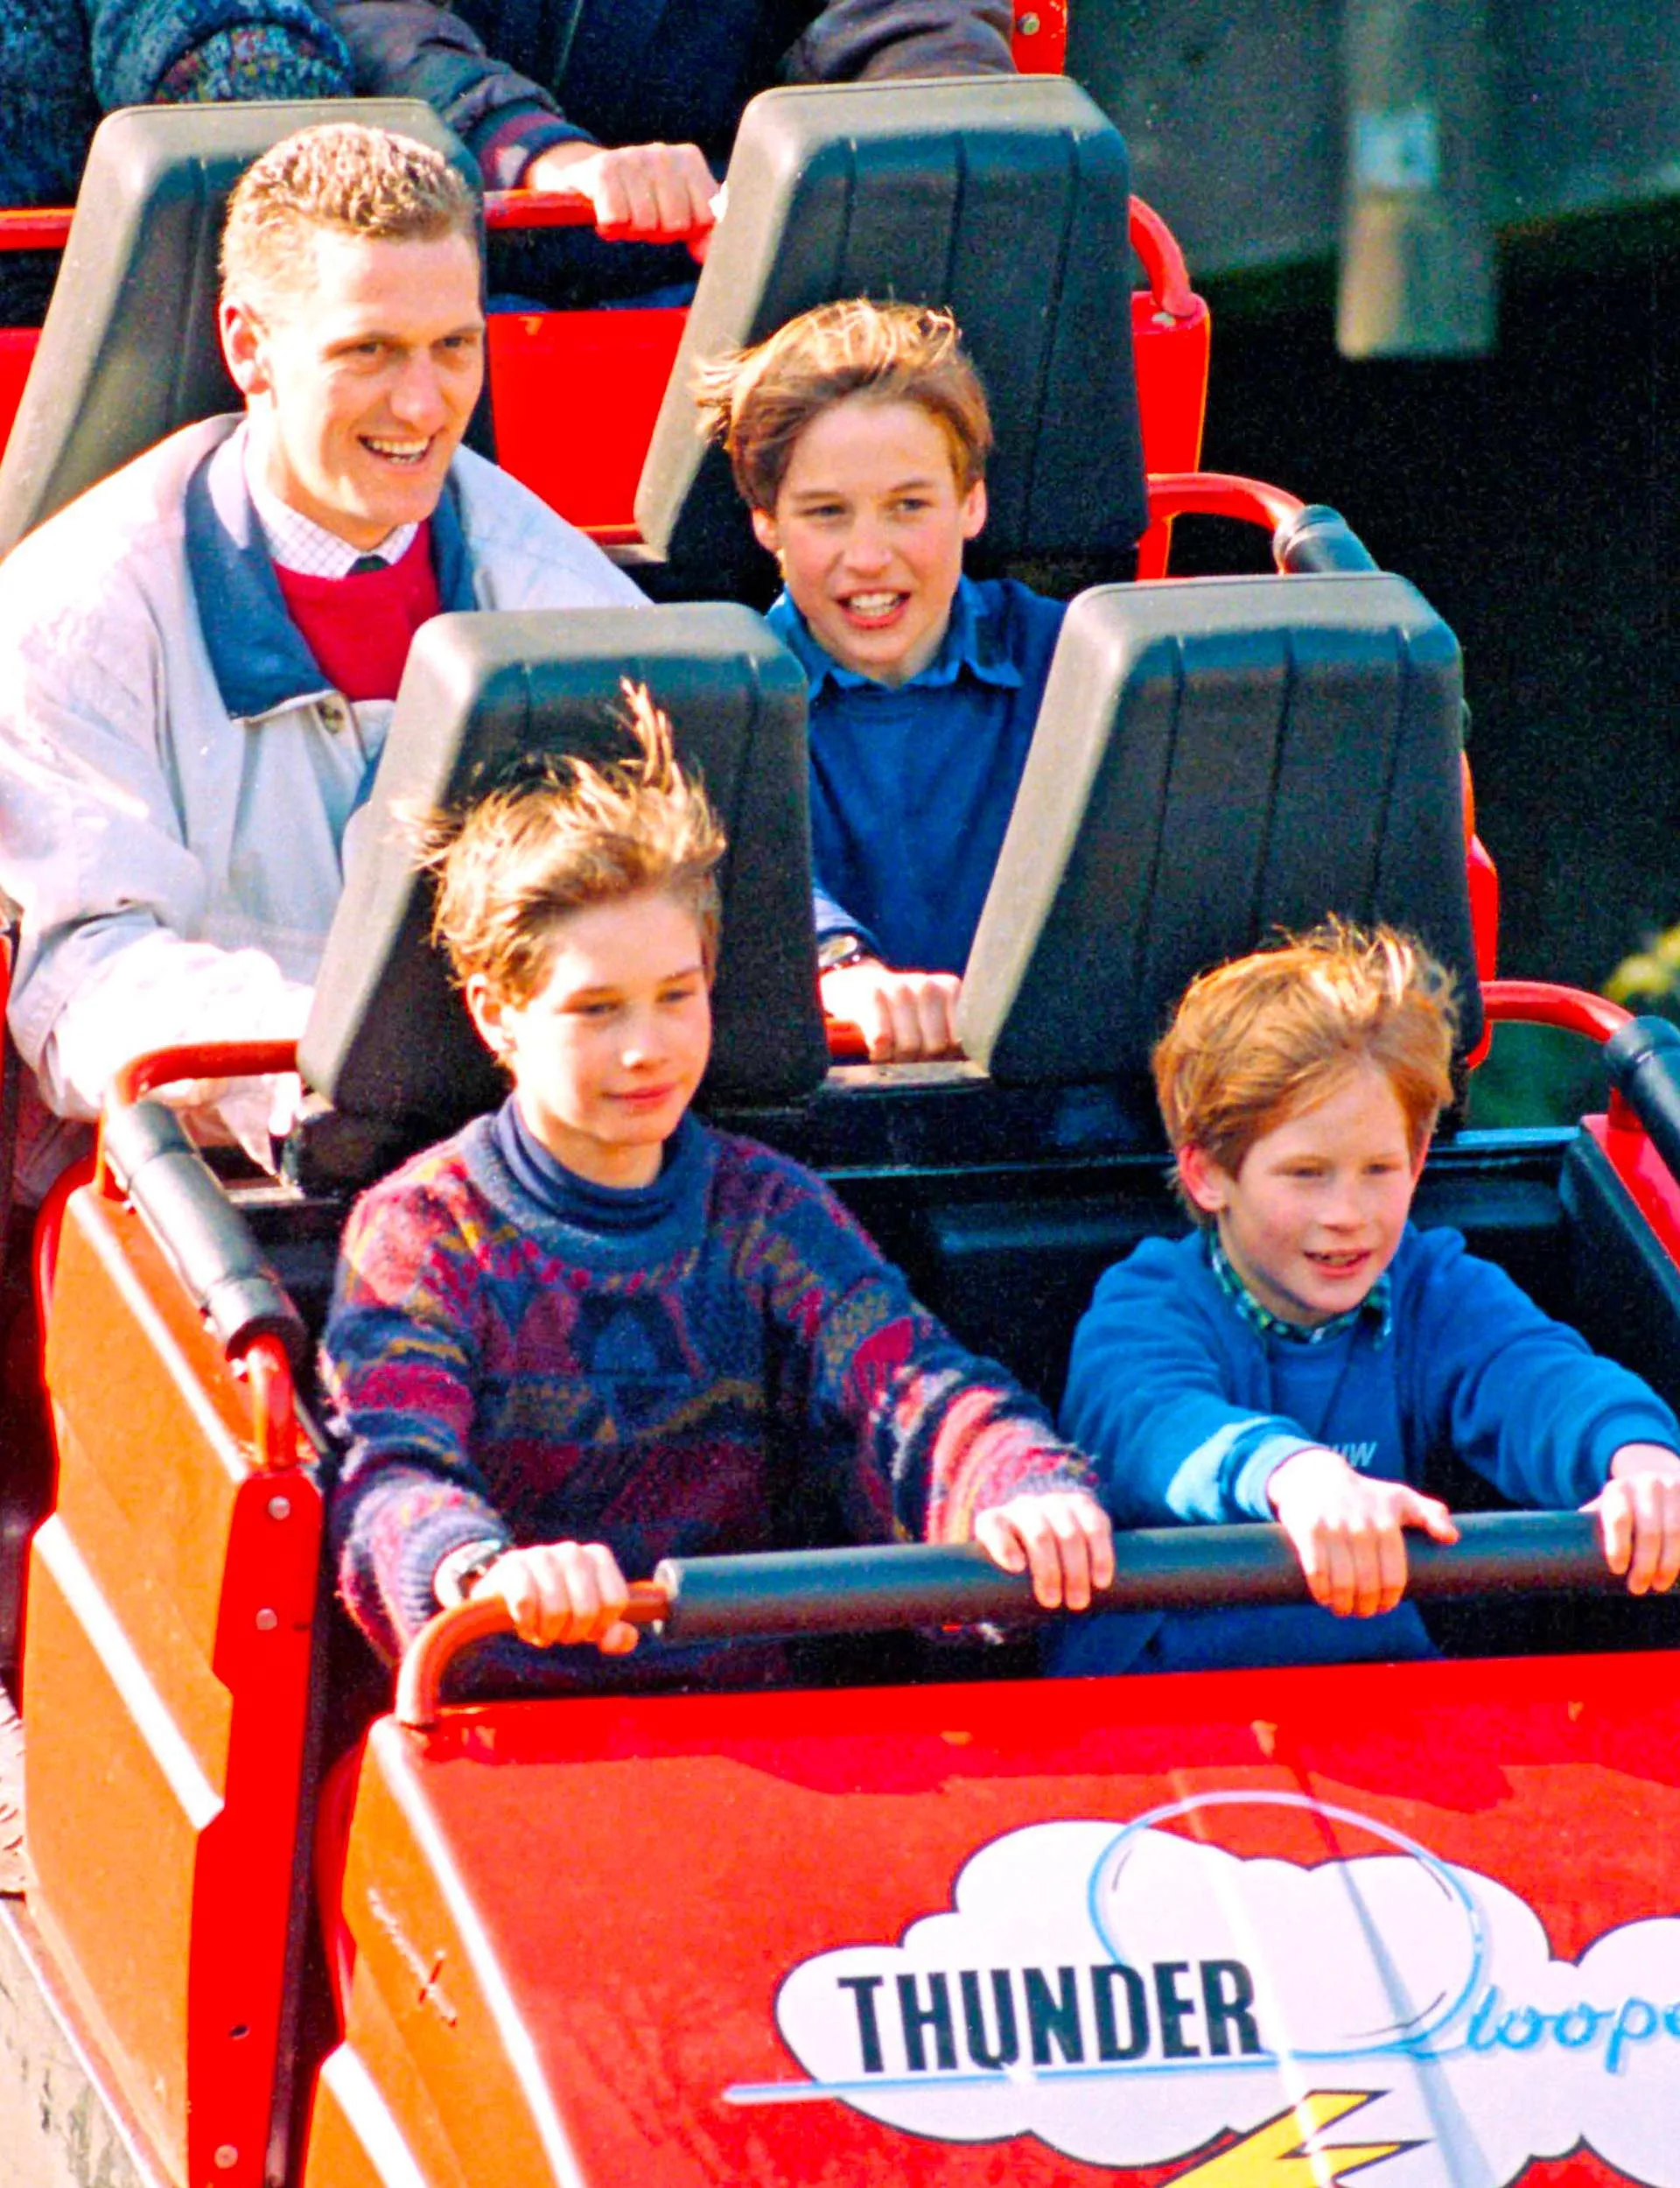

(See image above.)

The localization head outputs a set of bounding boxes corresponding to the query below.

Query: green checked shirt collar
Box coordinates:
[1208,1232,1393,1348]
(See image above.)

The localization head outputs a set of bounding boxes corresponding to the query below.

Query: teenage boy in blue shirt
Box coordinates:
[697,300,1064,1062]
[1051,922,1680,1676]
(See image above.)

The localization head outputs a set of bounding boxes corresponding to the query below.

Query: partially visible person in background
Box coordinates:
[0,0,353,326]
[324,0,1017,305]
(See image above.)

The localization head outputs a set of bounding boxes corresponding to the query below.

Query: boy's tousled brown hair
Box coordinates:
[693,298,994,511]
[221,122,477,312]
[1154,921,1460,1218]
[415,684,726,1004]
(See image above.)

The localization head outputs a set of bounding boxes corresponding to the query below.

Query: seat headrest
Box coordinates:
[634,77,1147,588]
[0,99,473,558]
[958,572,1480,1084]
[298,604,827,1139]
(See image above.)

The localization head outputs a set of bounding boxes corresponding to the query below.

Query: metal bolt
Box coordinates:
[1017,11,1040,33]
[255,1608,278,1632]
[266,1495,291,1521]
[214,2149,238,2171]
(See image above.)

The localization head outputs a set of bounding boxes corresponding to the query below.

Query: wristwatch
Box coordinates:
[432,1536,508,1609]
[817,932,872,974]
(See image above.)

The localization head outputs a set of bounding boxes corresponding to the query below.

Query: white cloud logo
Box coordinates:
[727,1793,1680,2184]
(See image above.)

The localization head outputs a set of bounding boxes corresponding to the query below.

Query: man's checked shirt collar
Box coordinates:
[1208,1231,1393,1348]
[244,431,417,578]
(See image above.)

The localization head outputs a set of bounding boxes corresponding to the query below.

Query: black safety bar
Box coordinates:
[101,1099,307,1366]
[1271,502,1381,577]
[650,1511,1618,1643]
[1607,1016,1680,1188]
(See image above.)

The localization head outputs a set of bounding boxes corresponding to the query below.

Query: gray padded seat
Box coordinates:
[298,604,825,1173]
[958,571,1480,1085]
[0,99,472,558]
[634,77,1148,590]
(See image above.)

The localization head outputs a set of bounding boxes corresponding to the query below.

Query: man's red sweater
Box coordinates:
[272,525,441,703]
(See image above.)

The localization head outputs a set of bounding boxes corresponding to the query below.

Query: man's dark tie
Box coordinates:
[348,553,388,575]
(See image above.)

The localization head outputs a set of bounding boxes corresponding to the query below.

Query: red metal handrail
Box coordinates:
[396,1514,1619,1729]
[397,1585,668,1729]
[0,207,71,252]
[6,189,1195,302]
[1144,471,1307,539]
[108,1037,301,1108]
[1129,196,1196,321]
[94,1038,305,1471]
[1479,980,1633,1047]
[98,1038,301,1197]
[242,1329,301,1475]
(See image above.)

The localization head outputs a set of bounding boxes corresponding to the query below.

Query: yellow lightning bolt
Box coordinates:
[1168,2092,1412,2185]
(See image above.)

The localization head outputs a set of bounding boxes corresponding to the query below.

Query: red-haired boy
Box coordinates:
[1054,922,1680,1675]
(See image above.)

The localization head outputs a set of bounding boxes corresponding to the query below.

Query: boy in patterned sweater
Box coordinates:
[323,687,1111,1680]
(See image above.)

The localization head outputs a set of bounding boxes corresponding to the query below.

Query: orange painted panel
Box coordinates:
[332,1750,566,2187]
[28,1182,321,2188]
[24,1537,199,2168]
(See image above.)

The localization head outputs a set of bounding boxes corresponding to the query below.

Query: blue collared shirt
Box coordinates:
[1208,1232,1395,1348]
[768,574,1066,974]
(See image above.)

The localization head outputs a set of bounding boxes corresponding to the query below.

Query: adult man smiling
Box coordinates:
[0,122,643,1192]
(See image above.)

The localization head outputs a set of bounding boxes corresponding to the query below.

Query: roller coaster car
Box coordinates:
[4,78,1680,2188]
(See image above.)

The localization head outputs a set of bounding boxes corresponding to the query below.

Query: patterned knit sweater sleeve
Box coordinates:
[322,1143,515,1661]
[724,1136,1096,1543]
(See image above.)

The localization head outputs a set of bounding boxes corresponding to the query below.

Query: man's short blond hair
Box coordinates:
[220,122,477,312]
[416,684,726,1006]
[694,298,994,512]
[1155,921,1460,1220]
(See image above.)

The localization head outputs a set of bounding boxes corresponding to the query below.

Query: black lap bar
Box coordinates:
[649,1512,1615,1641]
[1607,1017,1680,1189]
[101,1102,307,1368]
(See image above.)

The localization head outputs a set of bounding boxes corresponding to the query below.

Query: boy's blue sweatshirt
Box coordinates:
[768,574,1065,974]
[1053,1223,1680,1674]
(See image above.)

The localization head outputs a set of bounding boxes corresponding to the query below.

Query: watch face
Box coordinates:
[819,935,865,972]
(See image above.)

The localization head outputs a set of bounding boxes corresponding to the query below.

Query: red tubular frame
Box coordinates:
[10,188,1196,274]
[0,207,71,250]
[1479,979,1632,1046]
[242,1332,301,1476]
[97,1038,301,1196]
[1129,197,1196,321]
[91,1038,305,1470]
[1144,471,1306,552]
[397,1586,669,1729]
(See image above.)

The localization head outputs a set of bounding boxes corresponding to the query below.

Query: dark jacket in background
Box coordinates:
[0,0,350,323]
[326,0,1013,302]
[326,0,1015,182]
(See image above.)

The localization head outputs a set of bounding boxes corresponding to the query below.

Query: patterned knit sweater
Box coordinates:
[324,1101,1092,1673]
[0,1,349,324]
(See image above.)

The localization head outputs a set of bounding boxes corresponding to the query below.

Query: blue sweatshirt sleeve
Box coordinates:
[1400,1229,1680,1507]
[1060,1237,1318,1525]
